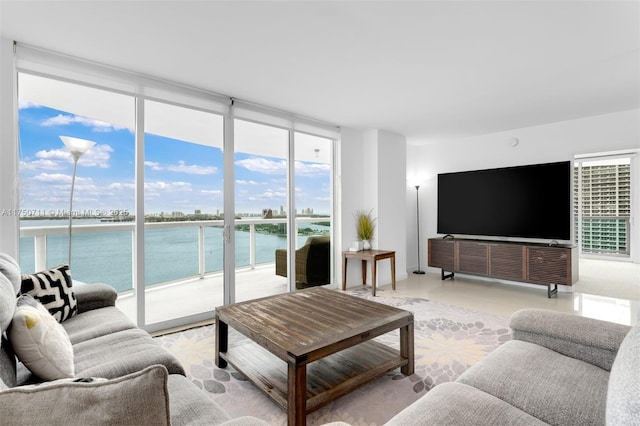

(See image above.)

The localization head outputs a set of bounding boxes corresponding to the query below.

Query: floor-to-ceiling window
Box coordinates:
[14,45,338,330]
[18,73,136,320]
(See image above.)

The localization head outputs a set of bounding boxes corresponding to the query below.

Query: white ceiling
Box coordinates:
[1,1,638,144]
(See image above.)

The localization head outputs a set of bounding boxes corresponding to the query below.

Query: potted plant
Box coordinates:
[355,209,376,250]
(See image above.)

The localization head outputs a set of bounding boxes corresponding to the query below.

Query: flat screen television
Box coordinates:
[437,161,572,241]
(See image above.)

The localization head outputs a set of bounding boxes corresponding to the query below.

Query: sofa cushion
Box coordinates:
[0,254,21,334]
[0,253,22,296]
[73,327,185,379]
[606,325,639,425]
[457,339,609,426]
[62,306,136,345]
[386,382,547,426]
[21,264,77,322]
[8,295,74,381]
[0,274,18,390]
[0,364,170,426]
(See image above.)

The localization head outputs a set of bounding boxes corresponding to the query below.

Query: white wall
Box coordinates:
[340,128,408,288]
[376,130,407,284]
[338,128,365,285]
[406,108,640,271]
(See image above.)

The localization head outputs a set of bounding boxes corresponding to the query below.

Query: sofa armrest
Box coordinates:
[74,283,118,314]
[510,308,631,371]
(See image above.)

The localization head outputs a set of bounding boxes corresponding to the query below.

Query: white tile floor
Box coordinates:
[119,257,639,332]
[380,258,639,326]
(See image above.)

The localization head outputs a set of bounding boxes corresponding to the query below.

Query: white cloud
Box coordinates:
[235,158,328,177]
[167,161,216,175]
[18,100,40,110]
[22,144,113,170]
[248,189,287,201]
[34,148,69,162]
[79,145,113,168]
[41,114,127,132]
[32,173,72,183]
[19,159,65,171]
[236,179,261,185]
[108,182,136,191]
[235,157,286,174]
[145,160,216,175]
[144,161,161,170]
[295,161,330,177]
[144,181,192,192]
[200,189,222,195]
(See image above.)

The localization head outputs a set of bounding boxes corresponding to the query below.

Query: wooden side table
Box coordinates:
[342,249,396,296]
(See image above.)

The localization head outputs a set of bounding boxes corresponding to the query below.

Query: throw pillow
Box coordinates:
[8,294,75,381]
[21,264,77,322]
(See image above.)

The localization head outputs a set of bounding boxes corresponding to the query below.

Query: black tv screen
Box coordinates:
[437,161,572,241]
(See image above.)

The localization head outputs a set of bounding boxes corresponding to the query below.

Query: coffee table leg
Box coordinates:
[288,360,307,426]
[400,320,414,375]
[342,255,347,290]
[215,314,228,368]
[361,259,367,285]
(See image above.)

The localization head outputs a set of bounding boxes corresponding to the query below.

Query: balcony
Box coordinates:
[20,217,332,327]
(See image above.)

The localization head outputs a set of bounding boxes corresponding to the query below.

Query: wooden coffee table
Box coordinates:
[215,287,414,426]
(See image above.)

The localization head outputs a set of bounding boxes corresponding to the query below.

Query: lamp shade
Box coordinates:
[60,136,95,158]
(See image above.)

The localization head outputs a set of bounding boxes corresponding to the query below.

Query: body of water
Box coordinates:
[20,219,327,292]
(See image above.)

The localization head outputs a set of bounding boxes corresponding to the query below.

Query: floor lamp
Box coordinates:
[413,185,425,274]
[60,136,95,268]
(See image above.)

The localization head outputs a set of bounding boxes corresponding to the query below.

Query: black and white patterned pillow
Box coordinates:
[20,264,77,323]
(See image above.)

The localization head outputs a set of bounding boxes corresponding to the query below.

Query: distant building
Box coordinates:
[574,161,630,256]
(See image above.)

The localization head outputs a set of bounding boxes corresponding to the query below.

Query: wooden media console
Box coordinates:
[428,238,578,297]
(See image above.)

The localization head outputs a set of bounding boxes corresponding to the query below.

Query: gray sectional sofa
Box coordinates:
[384,308,638,425]
[0,253,266,426]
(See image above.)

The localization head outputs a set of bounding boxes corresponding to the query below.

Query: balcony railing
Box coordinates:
[19,217,330,292]
[575,216,630,256]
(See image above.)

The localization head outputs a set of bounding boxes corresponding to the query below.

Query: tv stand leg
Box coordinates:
[547,283,558,298]
[441,269,454,280]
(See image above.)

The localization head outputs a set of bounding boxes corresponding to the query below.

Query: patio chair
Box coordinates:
[275,235,330,289]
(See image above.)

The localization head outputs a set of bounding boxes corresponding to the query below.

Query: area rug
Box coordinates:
[155,288,510,425]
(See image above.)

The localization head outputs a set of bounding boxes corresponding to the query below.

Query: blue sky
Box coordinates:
[18,103,331,217]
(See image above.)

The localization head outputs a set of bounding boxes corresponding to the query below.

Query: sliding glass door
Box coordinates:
[233,119,290,302]
[293,132,333,287]
[143,100,225,324]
